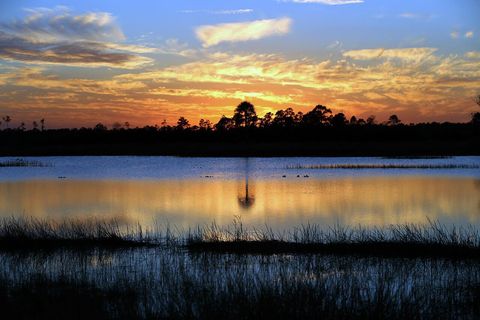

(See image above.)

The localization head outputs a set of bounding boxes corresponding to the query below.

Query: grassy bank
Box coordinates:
[0,218,156,249]
[186,219,480,258]
[2,140,480,157]
[1,246,479,319]
[1,218,479,258]
[1,218,479,319]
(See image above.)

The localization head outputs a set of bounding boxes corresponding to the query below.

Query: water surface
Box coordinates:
[1,156,479,230]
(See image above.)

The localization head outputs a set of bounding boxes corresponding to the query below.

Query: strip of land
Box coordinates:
[1,123,479,156]
[1,218,479,258]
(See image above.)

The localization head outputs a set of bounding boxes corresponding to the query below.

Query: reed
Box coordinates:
[0,217,158,249]
[1,217,479,258]
[186,219,480,257]
[1,245,479,319]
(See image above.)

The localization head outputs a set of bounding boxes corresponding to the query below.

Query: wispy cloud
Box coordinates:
[450,31,459,39]
[181,9,253,15]
[465,51,480,59]
[399,13,419,19]
[0,7,152,68]
[1,7,124,43]
[343,47,437,62]
[465,31,474,39]
[284,0,363,5]
[3,48,480,126]
[195,18,292,47]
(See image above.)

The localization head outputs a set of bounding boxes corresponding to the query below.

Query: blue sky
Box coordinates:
[0,0,479,127]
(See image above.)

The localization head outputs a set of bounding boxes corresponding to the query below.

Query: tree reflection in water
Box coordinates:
[238,158,255,210]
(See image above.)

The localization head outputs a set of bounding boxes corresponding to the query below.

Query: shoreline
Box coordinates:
[1,140,479,157]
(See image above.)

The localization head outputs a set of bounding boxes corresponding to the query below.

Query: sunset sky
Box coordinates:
[0,0,479,128]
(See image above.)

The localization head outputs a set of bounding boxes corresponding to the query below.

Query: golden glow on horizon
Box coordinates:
[1,49,479,127]
[1,5,479,127]
[1,177,478,228]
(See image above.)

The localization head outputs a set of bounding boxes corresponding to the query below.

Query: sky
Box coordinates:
[0,0,479,128]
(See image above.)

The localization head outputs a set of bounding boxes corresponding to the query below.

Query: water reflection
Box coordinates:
[237,158,255,210]
[0,176,479,230]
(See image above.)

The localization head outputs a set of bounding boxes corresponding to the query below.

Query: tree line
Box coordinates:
[2,95,479,132]
[0,95,480,132]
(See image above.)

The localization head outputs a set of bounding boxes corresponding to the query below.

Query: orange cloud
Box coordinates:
[1,48,479,127]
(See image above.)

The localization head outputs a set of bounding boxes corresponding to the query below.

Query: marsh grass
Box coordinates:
[0,217,160,249]
[286,164,480,169]
[1,217,479,258]
[1,247,479,319]
[186,218,480,257]
[0,158,50,167]
[0,217,480,318]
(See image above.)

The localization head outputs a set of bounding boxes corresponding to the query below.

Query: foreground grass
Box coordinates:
[1,217,479,258]
[0,218,155,249]
[1,248,479,319]
[186,219,480,258]
[1,218,479,319]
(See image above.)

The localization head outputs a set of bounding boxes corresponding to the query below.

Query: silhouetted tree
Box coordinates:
[176,117,190,130]
[199,119,212,130]
[32,121,39,130]
[112,122,122,130]
[302,105,332,126]
[259,112,274,128]
[349,116,357,125]
[366,115,376,125]
[295,111,304,123]
[387,114,401,126]
[94,123,107,131]
[18,122,26,131]
[124,122,130,129]
[273,108,296,127]
[233,101,257,128]
[472,95,480,125]
[330,113,347,126]
[215,116,235,131]
[472,113,480,125]
[40,118,45,131]
[2,116,11,129]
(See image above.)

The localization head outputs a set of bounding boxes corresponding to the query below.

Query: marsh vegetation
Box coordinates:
[0,229,479,319]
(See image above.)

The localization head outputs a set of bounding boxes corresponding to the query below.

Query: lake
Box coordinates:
[1,156,479,230]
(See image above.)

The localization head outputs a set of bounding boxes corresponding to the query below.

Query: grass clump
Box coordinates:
[0,217,160,249]
[1,217,480,258]
[1,247,479,319]
[187,217,480,258]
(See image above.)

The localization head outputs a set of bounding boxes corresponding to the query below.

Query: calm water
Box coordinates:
[1,156,479,230]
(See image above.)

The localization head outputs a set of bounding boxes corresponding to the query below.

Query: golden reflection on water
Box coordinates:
[0,177,479,228]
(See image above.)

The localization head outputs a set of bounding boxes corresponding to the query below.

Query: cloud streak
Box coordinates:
[0,7,152,68]
[195,18,292,47]
[181,9,253,15]
[285,0,363,5]
[1,7,124,43]
[343,48,437,62]
[2,48,479,127]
